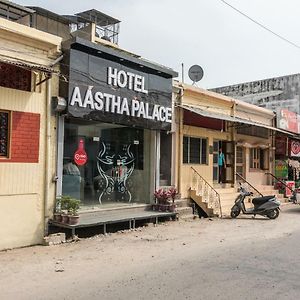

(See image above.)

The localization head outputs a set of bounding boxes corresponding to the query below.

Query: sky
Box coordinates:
[16,0,300,88]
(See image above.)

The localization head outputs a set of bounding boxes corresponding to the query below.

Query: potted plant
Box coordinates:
[60,195,72,223]
[275,182,285,194]
[153,189,162,211]
[53,197,62,222]
[68,198,81,225]
[154,188,170,212]
[168,187,177,212]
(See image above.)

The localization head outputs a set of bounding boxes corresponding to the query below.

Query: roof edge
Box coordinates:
[63,37,178,78]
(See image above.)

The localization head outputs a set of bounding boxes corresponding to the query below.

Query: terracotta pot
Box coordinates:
[68,215,80,225]
[161,204,169,212]
[53,213,62,223]
[61,214,69,223]
[153,204,160,211]
[169,204,176,212]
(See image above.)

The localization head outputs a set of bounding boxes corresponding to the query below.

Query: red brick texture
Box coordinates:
[0,111,40,163]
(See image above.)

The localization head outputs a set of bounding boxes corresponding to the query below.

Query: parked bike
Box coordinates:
[231,183,281,219]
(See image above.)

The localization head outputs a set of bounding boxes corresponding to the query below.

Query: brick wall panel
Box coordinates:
[0,111,40,163]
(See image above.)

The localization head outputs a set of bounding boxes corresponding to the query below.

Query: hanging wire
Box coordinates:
[220,0,300,51]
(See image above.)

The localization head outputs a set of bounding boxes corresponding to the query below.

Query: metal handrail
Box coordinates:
[265,172,294,193]
[235,172,263,197]
[191,166,222,217]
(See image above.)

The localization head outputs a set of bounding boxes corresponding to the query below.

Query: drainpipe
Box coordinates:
[155,130,161,189]
[43,55,64,237]
[43,77,52,236]
[230,100,236,187]
[177,85,184,194]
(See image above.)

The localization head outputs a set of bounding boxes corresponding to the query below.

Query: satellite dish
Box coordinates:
[188,65,204,83]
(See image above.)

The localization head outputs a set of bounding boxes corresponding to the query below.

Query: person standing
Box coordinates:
[218,148,226,183]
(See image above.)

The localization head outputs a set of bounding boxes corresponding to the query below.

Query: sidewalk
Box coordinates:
[0,203,299,300]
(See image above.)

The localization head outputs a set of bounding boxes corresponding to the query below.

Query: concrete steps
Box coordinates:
[214,187,239,217]
[189,183,286,218]
[220,185,287,217]
[176,205,195,220]
[173,197,195,220]
[189,189,218,217]
[190,190,215,217]
[175,198,191,208]
[256,185,287,202]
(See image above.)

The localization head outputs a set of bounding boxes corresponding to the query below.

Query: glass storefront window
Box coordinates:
[62,119,152,208]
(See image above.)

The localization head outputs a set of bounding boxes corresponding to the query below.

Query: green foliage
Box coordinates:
[68,198,81,216]
[55,197,62,213]
[57,195,81,215]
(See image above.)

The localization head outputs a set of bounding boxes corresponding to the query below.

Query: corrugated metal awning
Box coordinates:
[0,56,59,74]
[179,104,292,135]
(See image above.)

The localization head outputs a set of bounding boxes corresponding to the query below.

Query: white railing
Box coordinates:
[191,167,222,217]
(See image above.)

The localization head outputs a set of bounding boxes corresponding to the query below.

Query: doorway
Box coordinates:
[236,146,245,180]
[213,140,235,184]
[159,131,172,186]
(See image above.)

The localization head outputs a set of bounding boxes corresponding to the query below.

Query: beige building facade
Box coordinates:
[173,82,277,213]
[0,17,62,250]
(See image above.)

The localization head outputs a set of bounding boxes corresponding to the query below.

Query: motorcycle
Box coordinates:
[231,184,281,219]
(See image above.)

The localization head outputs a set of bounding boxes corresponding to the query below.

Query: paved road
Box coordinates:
[1,204,300,300]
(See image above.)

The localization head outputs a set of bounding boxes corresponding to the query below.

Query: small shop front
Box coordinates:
[275,136,300,196]
[174,84,279,195]
[274,109,300,195]
[58,39,176,209]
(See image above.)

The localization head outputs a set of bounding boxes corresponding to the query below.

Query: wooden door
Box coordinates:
[223,141,235,184]
[213,140,220,182]
[236,146,245,181]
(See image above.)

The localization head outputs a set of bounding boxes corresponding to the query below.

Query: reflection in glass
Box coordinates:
[62,119,151,208]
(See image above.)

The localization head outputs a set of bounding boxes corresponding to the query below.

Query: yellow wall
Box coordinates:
[0,18,61,58]
[236,133,273,186]
[0,88,41,249]
[174,82,275,200]
[0,86,58,250]
[0,19,61,250]
[0,194,43,248]
[179,124,231,198]
[235,100,274,126]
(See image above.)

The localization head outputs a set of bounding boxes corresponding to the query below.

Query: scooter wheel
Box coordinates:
[266,208,280,220]
[231,206,240,218]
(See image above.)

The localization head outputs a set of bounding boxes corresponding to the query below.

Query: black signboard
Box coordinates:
[0,111,9,157]
[66,48,173,131]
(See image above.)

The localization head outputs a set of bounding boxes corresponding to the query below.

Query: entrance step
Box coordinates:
[176,206,194,218]
[255,185,287,202]
[191,183,287,218]
[189,190,216,218]
[79,203,152,215]
[175,198,191,208]
[213,183,233,189]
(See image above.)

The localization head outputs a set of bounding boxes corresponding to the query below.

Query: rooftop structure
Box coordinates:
[65,9,120,44]
[0,1,120,44]
[0,0,34,24]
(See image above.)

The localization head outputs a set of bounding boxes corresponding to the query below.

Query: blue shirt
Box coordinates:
[218,153,225,166]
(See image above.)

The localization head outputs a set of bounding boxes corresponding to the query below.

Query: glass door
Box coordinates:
[159,131,172,186]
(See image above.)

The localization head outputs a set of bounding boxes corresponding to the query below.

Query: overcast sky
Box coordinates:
[16,0,300,88]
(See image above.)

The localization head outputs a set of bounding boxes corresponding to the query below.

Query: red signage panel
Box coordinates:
[74,139,88,166]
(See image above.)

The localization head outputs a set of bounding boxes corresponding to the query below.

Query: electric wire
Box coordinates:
[220,0,300,51]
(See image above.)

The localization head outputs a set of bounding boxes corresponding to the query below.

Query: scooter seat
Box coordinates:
[252,195,275,205]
